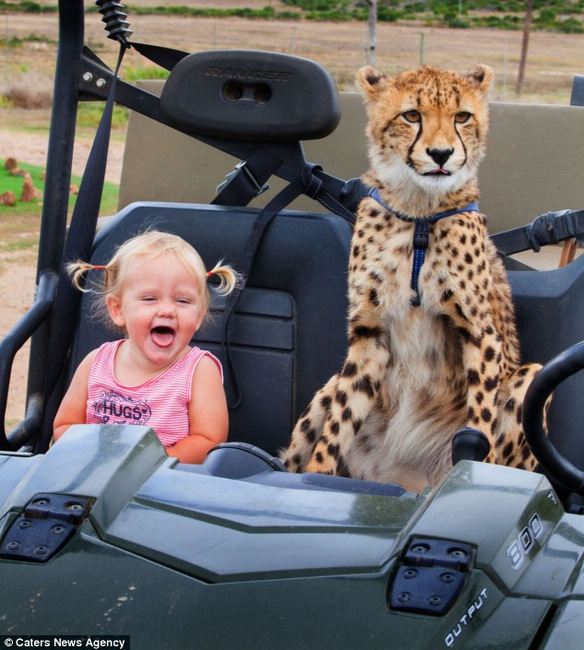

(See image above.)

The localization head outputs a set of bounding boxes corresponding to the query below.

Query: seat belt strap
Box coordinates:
[41,44,127,441]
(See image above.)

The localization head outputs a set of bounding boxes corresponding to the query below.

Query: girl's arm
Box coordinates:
[53,351,96,441]
[166,355,228,463]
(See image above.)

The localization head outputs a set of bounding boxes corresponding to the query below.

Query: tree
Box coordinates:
[516,0,534,96]
[365,0,377,66]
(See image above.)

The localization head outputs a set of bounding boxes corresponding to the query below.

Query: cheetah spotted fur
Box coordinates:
[281,63,544,493]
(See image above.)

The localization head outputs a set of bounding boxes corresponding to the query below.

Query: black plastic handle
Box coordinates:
[523,341,584,494]
[452,427,491,465]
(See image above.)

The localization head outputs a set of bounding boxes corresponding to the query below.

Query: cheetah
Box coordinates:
[281,63,544,493]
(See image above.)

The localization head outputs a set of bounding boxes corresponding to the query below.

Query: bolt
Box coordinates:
[32,498,49,507]
[403,569,418,579]
[429,595,442,606]
[6,541,20,551]
[66,502,83,512]
[441,572,455,584]
[411,544,429,554]
[449,548,467,560]
[34,546,48,556]
[82,71,93,82]
[51,525,66,535]
[396,592,410,603]
[96,78,107,88]
[18,519,32,529]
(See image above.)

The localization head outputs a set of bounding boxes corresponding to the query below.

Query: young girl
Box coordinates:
[53,230,238,463]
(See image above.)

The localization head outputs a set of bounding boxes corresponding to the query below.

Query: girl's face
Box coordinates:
[106,253,205,372]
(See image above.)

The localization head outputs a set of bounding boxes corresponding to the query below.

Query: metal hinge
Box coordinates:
[0,493,92,563]
[388,537,473,616]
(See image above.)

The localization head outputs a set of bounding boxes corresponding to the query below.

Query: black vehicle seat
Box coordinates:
[508,257,584,472]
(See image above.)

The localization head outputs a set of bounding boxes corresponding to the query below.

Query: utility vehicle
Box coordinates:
[1,2,584,648]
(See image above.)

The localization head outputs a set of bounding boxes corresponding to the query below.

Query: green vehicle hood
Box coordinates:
[0,426,582,649]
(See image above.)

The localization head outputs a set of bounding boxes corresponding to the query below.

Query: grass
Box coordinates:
[0,234,39,253]
[0,159,119,219]
[77,103,129,130]
[1,160,46,216]
[0,212,39,280]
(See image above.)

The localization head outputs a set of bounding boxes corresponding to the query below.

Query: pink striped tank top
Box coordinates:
[86,340,223,447]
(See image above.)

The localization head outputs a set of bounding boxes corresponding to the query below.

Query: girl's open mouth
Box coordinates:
[151,326,175,347]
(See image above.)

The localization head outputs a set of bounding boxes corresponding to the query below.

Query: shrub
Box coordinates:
[123,65,169,82]
[558,17,584,32]
[2,72,53,109]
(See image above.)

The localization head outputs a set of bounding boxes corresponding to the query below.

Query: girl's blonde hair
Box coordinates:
[67,230,238,329]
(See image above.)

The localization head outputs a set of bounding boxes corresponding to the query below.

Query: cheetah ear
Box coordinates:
[356,65,389,100]
[466,64,494,92]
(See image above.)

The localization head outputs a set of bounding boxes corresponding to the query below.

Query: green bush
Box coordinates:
[306,9,352,19]
[447,14,471,27]
[558,17,584,31]
[378,6,403,21]
[276,10,302,19]
[0,1,56,13]
[283,0,344,9]
[3,0,584,34]
[536,8,558,24]
[76,104,129,130]
[123,65,170,82]
[472,13,522,29]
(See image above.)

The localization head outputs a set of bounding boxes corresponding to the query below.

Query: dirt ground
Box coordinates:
[3,13,584,101]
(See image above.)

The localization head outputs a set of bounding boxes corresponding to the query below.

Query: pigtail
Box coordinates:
[207,260,238,296]
[65,261,108,293]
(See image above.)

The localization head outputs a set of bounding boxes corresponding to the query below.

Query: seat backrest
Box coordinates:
[119,84,584,234]
[501,76,584,477]
[70,202,352,455]
[508,256,584,471]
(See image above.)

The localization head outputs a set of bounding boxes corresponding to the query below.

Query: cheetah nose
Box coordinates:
[427,147,454,167]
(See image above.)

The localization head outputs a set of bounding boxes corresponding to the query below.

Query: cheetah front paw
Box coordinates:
[305,454,337,475]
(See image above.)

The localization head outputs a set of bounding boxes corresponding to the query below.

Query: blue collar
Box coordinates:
[368,188,479,306]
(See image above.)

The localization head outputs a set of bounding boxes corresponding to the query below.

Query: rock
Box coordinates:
[5,157,27,176]
[0,191,17,206]
[20,174,43,202]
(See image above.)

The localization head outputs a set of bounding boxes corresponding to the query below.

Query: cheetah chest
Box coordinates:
[345,215,478,485]
[346,305,467,486]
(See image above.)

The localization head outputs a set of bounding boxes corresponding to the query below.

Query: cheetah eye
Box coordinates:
[402,110,421,123]
[455,111,472,124]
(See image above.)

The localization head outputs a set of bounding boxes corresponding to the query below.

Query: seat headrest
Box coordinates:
[159,49,341,142]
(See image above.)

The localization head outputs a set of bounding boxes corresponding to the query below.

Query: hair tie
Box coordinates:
[207,270,214,278]
[93,265,107,270]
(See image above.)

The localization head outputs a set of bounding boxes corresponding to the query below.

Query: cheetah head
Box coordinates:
[357,64,493,205]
